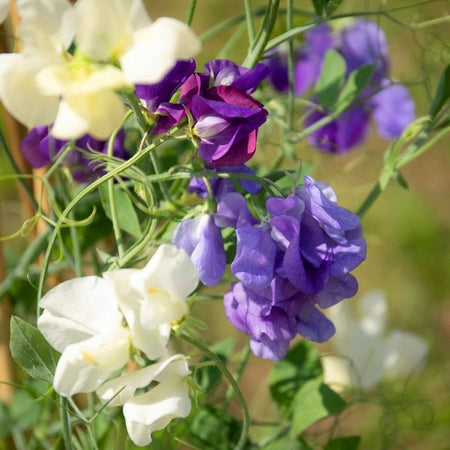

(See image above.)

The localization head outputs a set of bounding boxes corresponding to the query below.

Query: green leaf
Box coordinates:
[336,64,375,112]
[311,0,325,15]
[324,436,361,450]
[325,0,344,16]
[394,171,409,190]
[315,50,347,109]
[290,381,346,436]
[429,64,450,119]
[9,316,60,383]
[269,341,322,416]
[262,437,313,450]
[99,184,141,237]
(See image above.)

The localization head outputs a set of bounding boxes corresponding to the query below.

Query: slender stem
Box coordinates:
[59,397,74,450]
[0,128,38,211]
[287,0,295,129]
[124,93,172,203]
[290,109,338,143]
[223,344,251,410]
[186,0,197,25]
[356,182,382,218]
[242,0,280,69]
[244,0,255,45]
[180,334,249,450]
[37,129,179,302]
[107,126,125,258]
[0,229,50,301]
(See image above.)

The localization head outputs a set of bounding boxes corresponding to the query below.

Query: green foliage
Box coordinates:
[9,316,60,383]
[99,183,142,238]
[262,437,313,450]
[269,341,346,437]
[324,436,361,450]
[315,50,347,109]
[336,64,375,113]
[290,380,346,436]
[311,0,344,16]
[269,341,322,415]
[429,63,450,120]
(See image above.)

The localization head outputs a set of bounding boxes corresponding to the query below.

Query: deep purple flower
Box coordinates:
[179,60,269,166]
[135,59,196,134]
[190,86,268,165]
[172,214,226,287]
[20,126,128,183]
[223,176,366,360]
[304,102,371,154]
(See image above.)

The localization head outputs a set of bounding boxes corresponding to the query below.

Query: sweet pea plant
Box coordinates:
[0,0,448,449]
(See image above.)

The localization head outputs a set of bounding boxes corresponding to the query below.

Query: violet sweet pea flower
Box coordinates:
[135,59,196,134]
[223,176,366,360]
[19,126,128,182]
[179,60,269,165]
[172,214,226,287]
[191,86,268,165]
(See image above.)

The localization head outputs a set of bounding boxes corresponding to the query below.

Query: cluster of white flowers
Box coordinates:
[38,244,199,446]
[322,290,429,391]
[0,0,201,140]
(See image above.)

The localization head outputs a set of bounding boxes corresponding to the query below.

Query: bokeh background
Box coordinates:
[1,1,449,449]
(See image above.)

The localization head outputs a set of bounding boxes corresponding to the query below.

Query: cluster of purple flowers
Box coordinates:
[20,126,128,183]
[173,171,366,360]
[266,20,415,153]
[136,58,270,166]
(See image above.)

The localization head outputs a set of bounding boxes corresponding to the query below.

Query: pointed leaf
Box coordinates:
[324,436,361,450]
[290,381,346,436]
[315,50,347,109]
[10,316,60,383]
[429,64,450,119]
[336,64,375,112]
[269,341,322,416]
[99,184,141,238]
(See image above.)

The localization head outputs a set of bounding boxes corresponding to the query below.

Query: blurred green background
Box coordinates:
[1,0,449,449]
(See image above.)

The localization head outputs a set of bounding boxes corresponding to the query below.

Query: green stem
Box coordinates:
[290,109,338,143]
[0,229,50,301]
[356,182,382,218]
[223,344,251,410]
[59,397,74,450]
[107,125,126,258]
[124,93,172,203]
[37,129,179,303]
[242,0,280,69]
[0,128,39,211]
[180,334,249,450]
[244,0,255,45]
[186,0,197,25]
[287,0,295,129]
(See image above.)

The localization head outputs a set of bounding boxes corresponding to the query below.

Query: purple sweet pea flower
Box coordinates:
[340,19,389,80]
[20,126,128,183]
[222,176,366,360]
[180,60,269,166]
[191,86,268,165]
[370,79,416,139]
[304,102,371,154]
[135,59,196,134]
[172,214,226,287]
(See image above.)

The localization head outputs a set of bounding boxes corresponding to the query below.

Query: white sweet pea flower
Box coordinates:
[0,0,201,139]
[74,0,201,84]
[96,354,191,447]
[104,244,199,360]
[323,290,428,391]
[0,0,74,128]
[37,276,131,397]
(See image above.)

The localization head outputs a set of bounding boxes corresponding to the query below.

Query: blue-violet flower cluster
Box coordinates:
[266,21,415,153]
